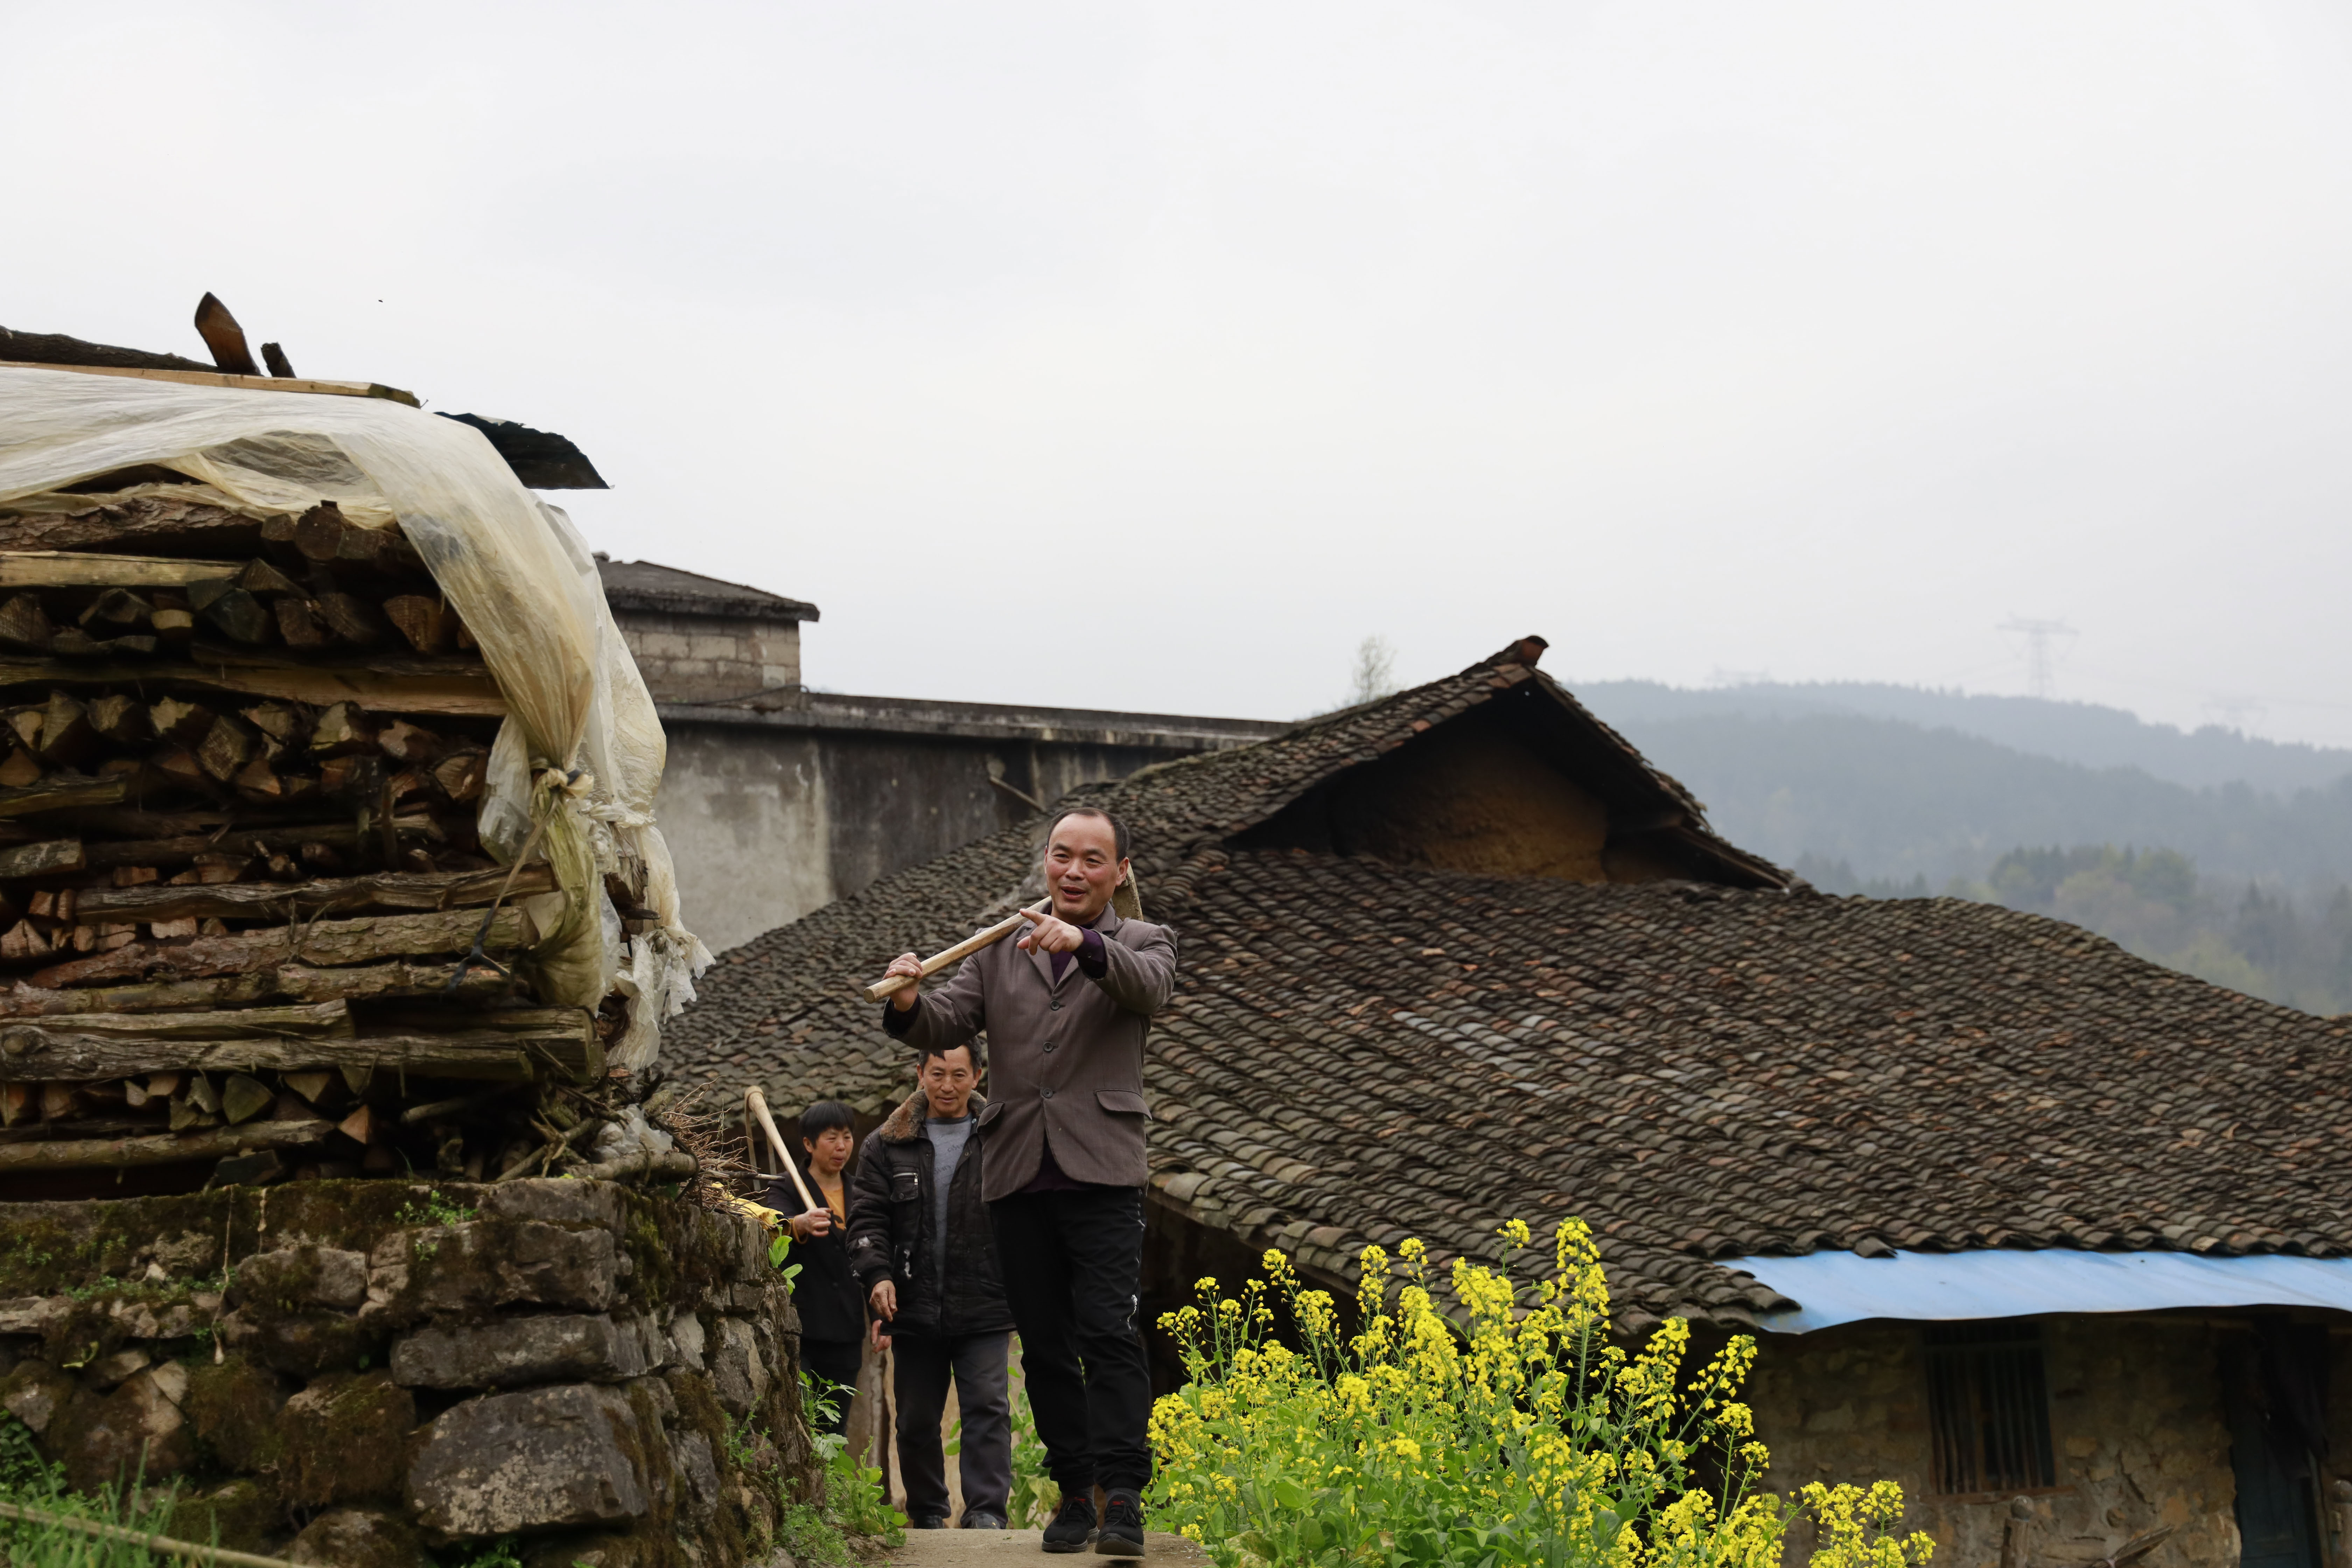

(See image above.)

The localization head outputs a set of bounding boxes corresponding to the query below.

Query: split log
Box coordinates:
[75,862,558,924]
[47,628,155,659]
[240,701,310,748]
[0,660,504,718]
[261,342,295,379]
[273,597,329,648]
[195,715,255,783]
[0,752,37,789]
[280,502,426,574]
[383,596,453,654]
[87,694,152,746]
[378,720,442,765]
[80,589,154,630]
[187,581,273,645]
[0,841,84,879]
[315,593,386,646]
[311,701,378,756]
[26,904,537,987]
[432,750,486,803]
[193,292,262,377]
[149,697,218,746]
[0,595,53,651]
[0,776,128,819]
[35,693,91,766]
[0,1016,595,1083]
[0,553,240,589]
[236,560,303,598]
[150,607,195,641]
[0,1118,333,1172]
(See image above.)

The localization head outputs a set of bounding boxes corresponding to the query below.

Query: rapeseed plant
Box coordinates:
[1146,1219,1935,1568]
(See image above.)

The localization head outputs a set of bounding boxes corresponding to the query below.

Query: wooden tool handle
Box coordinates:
[862,901,1049,1003]
[744,1086,821,1214]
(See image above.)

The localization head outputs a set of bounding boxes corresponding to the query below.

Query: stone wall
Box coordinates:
[616,611,802,705]
[1746,1316,2241,1568]
[0,1180,820,1568]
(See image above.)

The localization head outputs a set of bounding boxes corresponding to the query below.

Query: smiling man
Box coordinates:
[880,805,1178,1556]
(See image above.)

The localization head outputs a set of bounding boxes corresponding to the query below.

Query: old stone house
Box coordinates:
[668,636,2352,1568]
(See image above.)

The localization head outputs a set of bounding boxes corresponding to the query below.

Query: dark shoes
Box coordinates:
[1042,1493,1098,1553]
[1095,1490,1145,1557]
[909,1512,950,1530]
[962,1510,1008,1530]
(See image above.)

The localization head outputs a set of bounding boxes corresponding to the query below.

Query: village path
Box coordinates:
[885,1528,1212,1566]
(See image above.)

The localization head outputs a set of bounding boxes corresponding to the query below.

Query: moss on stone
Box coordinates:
[183,1355,286,1474]
[279,1369,417,1508]
[161,1476,281,1554]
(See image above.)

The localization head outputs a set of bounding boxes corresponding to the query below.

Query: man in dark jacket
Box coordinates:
[879,806,1177,1556]
[847,1041,1014,1530]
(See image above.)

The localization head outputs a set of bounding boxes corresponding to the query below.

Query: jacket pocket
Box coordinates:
[1095,1089,1150,1119]
[889,1169,922,1203]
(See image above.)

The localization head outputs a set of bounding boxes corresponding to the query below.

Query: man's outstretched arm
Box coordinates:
[879,941,988,1047]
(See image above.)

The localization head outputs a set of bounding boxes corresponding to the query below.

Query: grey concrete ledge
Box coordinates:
[656,691,1289,751]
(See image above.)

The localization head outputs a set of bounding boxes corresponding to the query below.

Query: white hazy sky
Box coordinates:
[10,2,2352,742]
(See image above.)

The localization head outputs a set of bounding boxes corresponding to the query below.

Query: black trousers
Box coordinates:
[801,1337,863,1438]
[892,1328,1013,1522]
[988,1185,1152,1495]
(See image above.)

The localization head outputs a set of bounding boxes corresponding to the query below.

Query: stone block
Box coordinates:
[392,1313,654,1390]
[58,1368,194,1491]
[668,1428,720,1527]
[482,1179,627,1236]
[218,1304,380,1377]
[406,1383,653,1537]
[287,1505,431,1568]
[370,1219,618,1321]
[182,1356,287,1471]
[0,1296,66,1335]
[230,1245,369,1311]
[667,1311,706,1372]
[279,1370,417,1507]
[0,1360,73,1435]
[709,1317,767,1416]
[88,1347,152,1390]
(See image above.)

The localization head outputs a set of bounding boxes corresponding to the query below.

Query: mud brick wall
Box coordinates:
[1748,1316,2240,1568]
[0,1179,820,1568]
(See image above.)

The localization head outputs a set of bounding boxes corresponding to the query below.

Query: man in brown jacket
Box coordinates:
[881,806,1177,1556]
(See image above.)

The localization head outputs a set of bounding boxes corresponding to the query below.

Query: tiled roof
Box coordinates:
[666,646,2352,1329]
[596,558,820,621]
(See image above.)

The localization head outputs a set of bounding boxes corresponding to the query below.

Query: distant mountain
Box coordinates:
[1577,680,2352,796]
[1588,707,2352,894]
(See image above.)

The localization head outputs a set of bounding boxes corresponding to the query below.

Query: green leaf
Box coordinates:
[1272,1478,1310,1511]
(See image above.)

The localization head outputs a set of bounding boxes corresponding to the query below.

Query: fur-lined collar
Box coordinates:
[878,1088,989,1144]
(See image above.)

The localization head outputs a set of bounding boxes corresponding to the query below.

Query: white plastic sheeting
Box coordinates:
[1729,1248,2352,1334]
[0,366,712,1069]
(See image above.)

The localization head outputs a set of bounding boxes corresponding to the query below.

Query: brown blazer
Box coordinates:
[892,907,1177,1200]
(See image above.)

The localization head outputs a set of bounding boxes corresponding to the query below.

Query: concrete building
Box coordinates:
[596,558,1283,950]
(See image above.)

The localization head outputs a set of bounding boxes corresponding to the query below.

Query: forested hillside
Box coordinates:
[1583,684,2352,1014]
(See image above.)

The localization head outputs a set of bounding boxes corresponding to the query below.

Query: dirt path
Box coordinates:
[886,1527,1211,1566]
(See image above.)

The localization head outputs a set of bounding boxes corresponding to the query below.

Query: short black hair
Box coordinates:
[1046,805,1129,862]
[798,1100,853,1141]
[917,1041,978,1070]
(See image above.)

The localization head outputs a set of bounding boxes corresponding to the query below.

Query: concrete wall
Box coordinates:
[1748,1315,2250,1568]
[656,699,1284,951]
[616,610,800,704]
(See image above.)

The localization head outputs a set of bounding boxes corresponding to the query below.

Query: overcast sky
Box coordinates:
[12,2,2352,744]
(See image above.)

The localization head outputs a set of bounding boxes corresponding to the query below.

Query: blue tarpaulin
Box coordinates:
[1727,1249,2352,1333]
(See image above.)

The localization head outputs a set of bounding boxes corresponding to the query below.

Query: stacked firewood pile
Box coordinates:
[0,490,667,1194]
